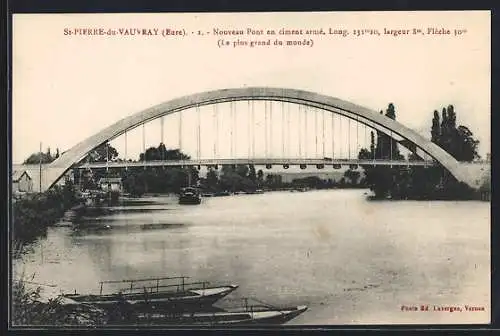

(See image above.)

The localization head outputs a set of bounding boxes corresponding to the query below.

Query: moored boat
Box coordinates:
[124,304,308,325]
[179,187,201,205]
[63,276,238,312]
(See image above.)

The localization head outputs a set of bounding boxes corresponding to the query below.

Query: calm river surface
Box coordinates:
[14,189,490,325]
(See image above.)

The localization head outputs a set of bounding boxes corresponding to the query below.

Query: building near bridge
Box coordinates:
[12,170,33,194]
[99,177,123,192]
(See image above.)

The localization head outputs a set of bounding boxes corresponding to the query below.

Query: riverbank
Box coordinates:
[12,276,106,326]
[11,183,92,326]
[366,181,490,202]
[141,184,488,202]
[12,183,79,256]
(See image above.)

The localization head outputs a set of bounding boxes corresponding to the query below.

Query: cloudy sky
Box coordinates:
[12,11,490,164]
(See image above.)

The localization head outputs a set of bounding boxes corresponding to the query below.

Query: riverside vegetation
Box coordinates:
[11,182,90,326]
[12,102,488,326]
[12,183,79,255]
[358,104,488,200]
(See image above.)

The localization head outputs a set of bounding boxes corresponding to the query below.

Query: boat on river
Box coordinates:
[132,305,308,325]
[63,276,238,312]
[119,299,307,325]
[178,187,201,205]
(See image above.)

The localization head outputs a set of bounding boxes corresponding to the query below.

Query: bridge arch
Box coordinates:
[45,87,470,190]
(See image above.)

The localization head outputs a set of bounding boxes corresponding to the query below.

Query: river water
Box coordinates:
[14,189,490,325]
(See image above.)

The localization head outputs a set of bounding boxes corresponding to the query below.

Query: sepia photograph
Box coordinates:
[10,10,490,327]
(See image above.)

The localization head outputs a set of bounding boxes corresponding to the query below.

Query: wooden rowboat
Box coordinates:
[119,304,308,325]
[63,276,238,312]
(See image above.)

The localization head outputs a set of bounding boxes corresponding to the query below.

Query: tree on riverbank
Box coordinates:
[257,169,264,187]
[343,168,361,186]
[84,143,119,163]
[23,147,60,164]
[358,105,405,198]
[432,105,481,162]
[203,168,219,191]
[218,165,260,192]
[358,104,481,200]
[139,143,189,161]
[120,144,198,195]
[406,105,481,200]
[121,165,199,195]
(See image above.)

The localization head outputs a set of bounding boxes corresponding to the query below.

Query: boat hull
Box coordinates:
[178,196,201,205]
[179,187,201,204]
[117,305,308,326]
[63,285,238,312]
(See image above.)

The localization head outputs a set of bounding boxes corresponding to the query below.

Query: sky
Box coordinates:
[12,11,491,164]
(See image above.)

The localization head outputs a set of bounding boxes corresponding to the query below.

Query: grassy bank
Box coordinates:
[12,183,79,254]
[11,183,87,325]
[12,275,106,326]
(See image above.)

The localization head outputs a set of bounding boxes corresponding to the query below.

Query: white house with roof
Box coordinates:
[98,177,123,192]
[12,170,33,193]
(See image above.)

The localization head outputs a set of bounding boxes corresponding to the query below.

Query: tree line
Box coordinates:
[71,142,369,196]
[75,144,270,196]
[358,103,483,200]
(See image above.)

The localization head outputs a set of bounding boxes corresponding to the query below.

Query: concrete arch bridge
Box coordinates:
[18,87,489,192]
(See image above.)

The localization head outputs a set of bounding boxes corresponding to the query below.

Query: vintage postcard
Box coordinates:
[11,11,490,327]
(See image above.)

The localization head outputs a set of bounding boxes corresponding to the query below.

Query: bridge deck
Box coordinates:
[76,158,436,169]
